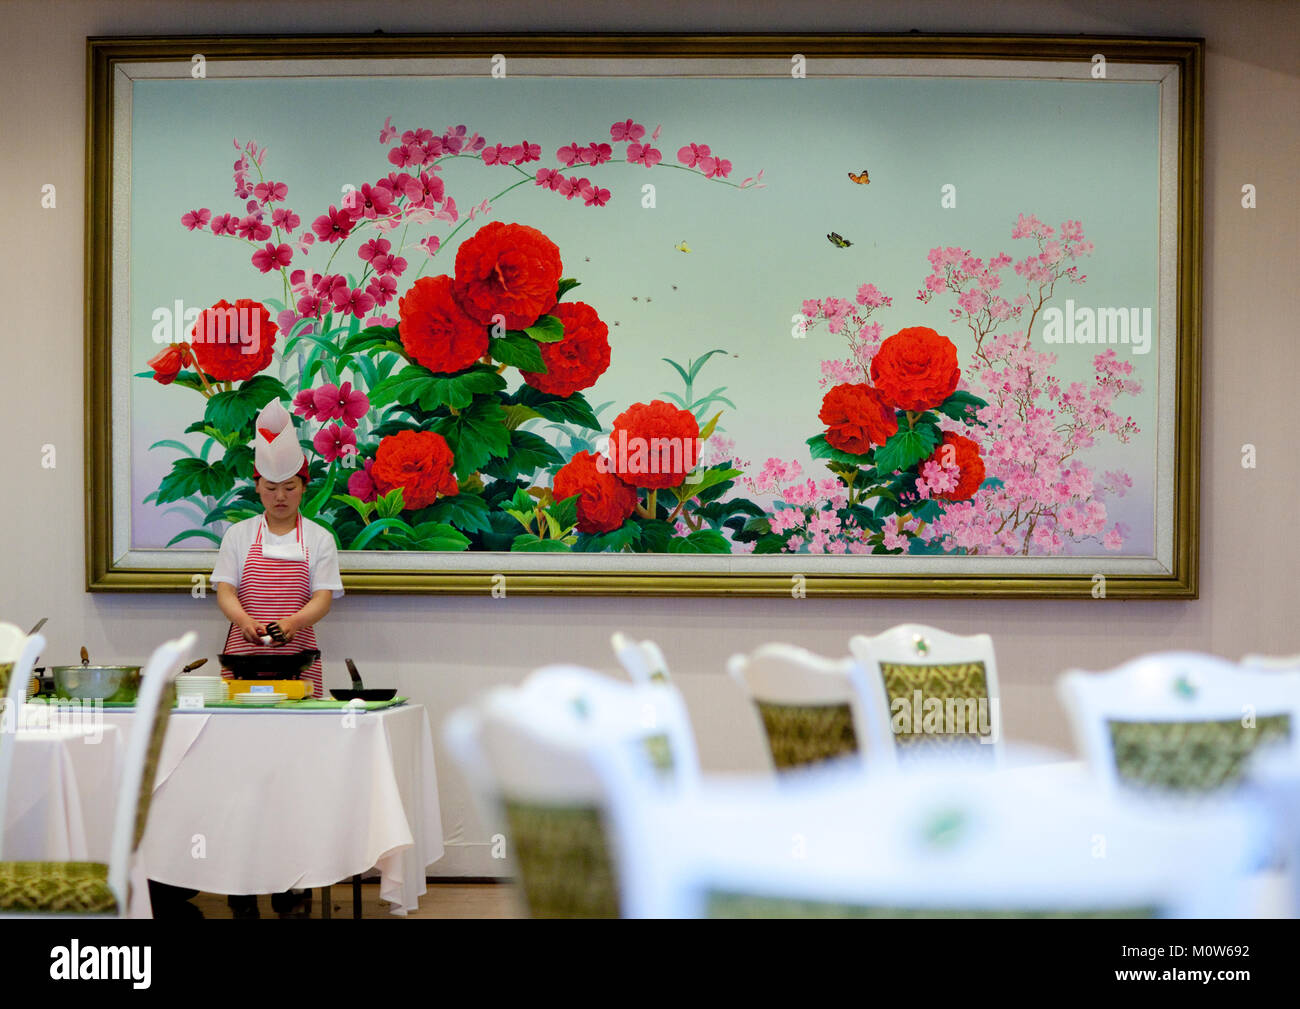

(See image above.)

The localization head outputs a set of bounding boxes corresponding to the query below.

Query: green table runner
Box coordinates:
[30,696,407,712]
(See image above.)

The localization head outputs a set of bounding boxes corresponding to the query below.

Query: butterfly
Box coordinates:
[847,169,871,185]
[674,240,692,253]
[827,232,853,248]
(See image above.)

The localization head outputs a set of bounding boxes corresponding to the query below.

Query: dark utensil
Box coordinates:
[218,649,320,678]
[330,658,396,702]
[182,658,208,673]
[28,618,48,637]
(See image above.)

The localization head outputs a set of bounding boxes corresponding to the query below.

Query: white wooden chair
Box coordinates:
[1059,651,1300,795]
[611,632,672,685]
[728,644,882,773]
[0,623,48,859]
[443,665,686,918]
[642,765,1262,918]
[0,631,195,917]
[1242,653,1300,673]
[849,624,1003,764]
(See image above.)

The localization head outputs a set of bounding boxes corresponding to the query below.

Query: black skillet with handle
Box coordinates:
[330,659,396,702]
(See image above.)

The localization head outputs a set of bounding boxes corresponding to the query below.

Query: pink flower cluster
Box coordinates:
[801,286,891,388]
[293,381,369,428]
[534,168,610,207]
[677,142,732,179]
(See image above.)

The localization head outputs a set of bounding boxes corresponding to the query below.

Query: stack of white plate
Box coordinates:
[233,691,286,705]
[175,675,227,705]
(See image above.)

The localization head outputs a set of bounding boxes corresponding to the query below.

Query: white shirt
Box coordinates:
[211,515,345,599]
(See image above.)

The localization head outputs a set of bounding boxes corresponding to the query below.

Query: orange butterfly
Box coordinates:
[847,169,871,185]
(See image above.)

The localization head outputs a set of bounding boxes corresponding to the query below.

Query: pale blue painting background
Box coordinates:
[129,74,1160,554]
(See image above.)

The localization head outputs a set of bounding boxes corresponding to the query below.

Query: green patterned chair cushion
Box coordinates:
[134,683,176,849]
[706,892,1156,918]
[503,800,619,918]
[879,662,995,758]
[755,701,858,771]
[1107,714,1292,792]
[0,862,117,914]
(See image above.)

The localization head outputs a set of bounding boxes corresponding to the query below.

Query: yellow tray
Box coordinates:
[226,678,311,700]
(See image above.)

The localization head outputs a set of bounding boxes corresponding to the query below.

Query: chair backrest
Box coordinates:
[443,666,681,918]
[1059,651,1300,795]
[0,625,47,861]
[849,623,1002,763]
[645,766,1262,918]
[1242,653,1300,673]
[522,664,700,789]
[106,631,195,914]
[728,644,880,773]
[611,632,672,685]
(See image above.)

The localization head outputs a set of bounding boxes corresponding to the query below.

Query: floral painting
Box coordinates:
[94,39,1198,591]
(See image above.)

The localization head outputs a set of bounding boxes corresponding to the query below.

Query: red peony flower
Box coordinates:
[818,383,899,454]
[608,400,700,490]
[372,430,458,510]
[452,221,563,329]
[869,326,961,412]
[519,301,611,397]
[398,275,489,374]
[927,432,986,502]
[189,299,277,381]
[553,450,639,534]
[147,342,192,385]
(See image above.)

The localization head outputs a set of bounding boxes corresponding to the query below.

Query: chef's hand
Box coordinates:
[238,617,269,644]
[270,615,300,643]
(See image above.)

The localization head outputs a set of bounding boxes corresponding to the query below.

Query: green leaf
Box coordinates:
[136,369,209,394]
[806,433,874,466]
[488,332,546,372]
[636,519,675,554]
[204,375,288,435]
[503,386,601,430]
[735,515,772,541]
[873,423,942,475]
[753,533,789,554]
[348,517,416,550]
[408,521,471,552]
[555,278,581,301]
[300,465,339,520]
[936,390,990,425]
[667,530,731,554]
[148,439,197,457]
[331,493,375,523]
[687,349,729,384]
[418,494,493,535]
[511,533,572,552]
[546,493,581,535]
[222,444,255,479]
[339,324,401,355]
[672,466,743,504]
[521,314,564,343]
[203,501,259,525]
[374,487,406,519]
[155,457,231,504]
[431,398,512,480]
[575,524,641,552]
[370,364,507,413]
[481,429,566,481]
[165,528,223,547]
[661,358,691,387]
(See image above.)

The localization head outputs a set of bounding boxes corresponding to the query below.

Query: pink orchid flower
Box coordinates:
[610,119,645,142]
[180,208,211,231]
[251,242,292,273]
[313,423,357,463]
[292,389,318,420]
[379,116,397,144]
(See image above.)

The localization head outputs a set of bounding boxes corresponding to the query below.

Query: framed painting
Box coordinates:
[85,32,1203,596]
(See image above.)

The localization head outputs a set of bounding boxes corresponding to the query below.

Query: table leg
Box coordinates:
[321,885,331,920]
[352,874,362,919]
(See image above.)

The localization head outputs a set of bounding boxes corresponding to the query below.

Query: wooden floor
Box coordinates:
[189,882,524,919]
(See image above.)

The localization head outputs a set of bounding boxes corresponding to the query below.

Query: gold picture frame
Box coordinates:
[86,32,1203,597]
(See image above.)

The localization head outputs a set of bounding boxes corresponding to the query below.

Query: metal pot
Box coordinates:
[50,664,142,702]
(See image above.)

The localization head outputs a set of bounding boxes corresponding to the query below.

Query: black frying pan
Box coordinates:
[330,658,396,702]
[218,649,320,678]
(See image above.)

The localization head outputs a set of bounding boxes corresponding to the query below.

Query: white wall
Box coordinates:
[1,0,1296,875]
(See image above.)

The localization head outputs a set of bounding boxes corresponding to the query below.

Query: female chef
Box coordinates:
[211,400,343,698]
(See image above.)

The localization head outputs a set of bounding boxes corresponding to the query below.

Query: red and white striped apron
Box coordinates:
[221,516,324,697]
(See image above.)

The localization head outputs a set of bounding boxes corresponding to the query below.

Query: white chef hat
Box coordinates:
[252,400,307,482]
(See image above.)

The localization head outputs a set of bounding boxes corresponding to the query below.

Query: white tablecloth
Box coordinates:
[103,704,444,916]
[2,722,122,863]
